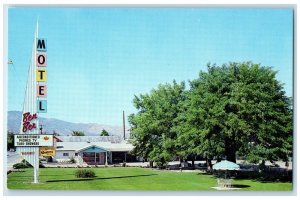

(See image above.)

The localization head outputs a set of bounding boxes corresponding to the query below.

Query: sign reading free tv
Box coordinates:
[14,134,53,147]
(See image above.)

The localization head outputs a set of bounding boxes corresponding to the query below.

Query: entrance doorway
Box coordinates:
[82,152,105,165]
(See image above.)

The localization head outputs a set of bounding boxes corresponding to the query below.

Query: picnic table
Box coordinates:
[217,178,233,188]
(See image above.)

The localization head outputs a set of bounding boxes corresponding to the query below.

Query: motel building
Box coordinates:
[51,136,135,165]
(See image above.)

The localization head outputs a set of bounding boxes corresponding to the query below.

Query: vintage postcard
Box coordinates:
[5,6,294,193]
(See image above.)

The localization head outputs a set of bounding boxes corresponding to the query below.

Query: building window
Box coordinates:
[63,153,69,156]
[75,153,78,156]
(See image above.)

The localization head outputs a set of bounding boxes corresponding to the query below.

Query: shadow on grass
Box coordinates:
[46,174,158,183]
[231,184,251,188]
[40,174,75,177]
[197,172,213,176]
[199,170,292,184]
[9,174,74,178]
[234,176,292,183]
[248,178,292,183]
[10,170,26,173]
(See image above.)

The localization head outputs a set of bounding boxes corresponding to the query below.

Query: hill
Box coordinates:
[7,111,130,137]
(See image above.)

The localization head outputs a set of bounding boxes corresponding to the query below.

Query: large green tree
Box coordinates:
[129,62,292,167]
[182,62,292,163]
[129,81,186,167]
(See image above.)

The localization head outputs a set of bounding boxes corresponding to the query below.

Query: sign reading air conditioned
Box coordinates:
[14,134,53,147]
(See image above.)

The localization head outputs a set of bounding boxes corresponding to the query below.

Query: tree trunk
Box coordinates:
[225,136,237,163]
[191,157,195,170]
[179,157,183,166]
[226,151,236,163]
[206,157,212,172]
[149,161,153,168]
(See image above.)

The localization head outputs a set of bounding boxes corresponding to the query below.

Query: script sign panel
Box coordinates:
[39,147,56,156]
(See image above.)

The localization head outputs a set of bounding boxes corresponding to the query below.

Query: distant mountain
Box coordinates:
[7,111,130,137]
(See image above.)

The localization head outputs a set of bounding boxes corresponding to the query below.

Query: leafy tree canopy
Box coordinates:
[129,81,186,167]
[129,62,292,165]
[181,62,292,163]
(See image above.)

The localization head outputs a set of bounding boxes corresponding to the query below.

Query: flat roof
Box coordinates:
[56,142,134,152]
[56,136,123,143]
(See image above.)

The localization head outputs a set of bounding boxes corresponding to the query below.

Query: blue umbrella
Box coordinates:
[213,160,240,170]
[213,160,240,185]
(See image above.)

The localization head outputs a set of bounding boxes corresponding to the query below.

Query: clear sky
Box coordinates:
[7,7,293,126]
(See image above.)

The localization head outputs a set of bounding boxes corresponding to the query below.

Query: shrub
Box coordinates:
[13,159,46,169]
[13,162,31,169]
[155,161,166,169]
[21,159,32,166]
[75,169,96,178]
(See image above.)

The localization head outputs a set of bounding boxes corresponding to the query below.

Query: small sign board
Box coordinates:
[40,147,56,156]
[14,134,53,147]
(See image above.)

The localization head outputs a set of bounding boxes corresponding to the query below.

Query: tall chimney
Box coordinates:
[123,111,126,140]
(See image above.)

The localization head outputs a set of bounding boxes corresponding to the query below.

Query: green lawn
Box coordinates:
[7,167,292,191]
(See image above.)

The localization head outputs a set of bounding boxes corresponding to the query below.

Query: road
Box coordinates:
[6,151,22,170]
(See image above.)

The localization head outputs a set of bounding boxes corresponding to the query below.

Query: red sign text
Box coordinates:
[22,112,38,132]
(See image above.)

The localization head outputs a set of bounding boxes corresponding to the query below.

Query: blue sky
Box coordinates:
[7,7,293,126]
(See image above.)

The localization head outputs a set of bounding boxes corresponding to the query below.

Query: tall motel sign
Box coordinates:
[14,21,54,183]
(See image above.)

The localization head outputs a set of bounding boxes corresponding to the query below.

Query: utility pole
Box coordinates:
[39,124,43,134]
[123,111,125,140]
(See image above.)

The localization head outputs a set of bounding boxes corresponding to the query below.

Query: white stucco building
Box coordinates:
[52,136,134,165]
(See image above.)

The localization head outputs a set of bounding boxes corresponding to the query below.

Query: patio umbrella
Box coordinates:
[213,160,240,187]
[213,160,240,171]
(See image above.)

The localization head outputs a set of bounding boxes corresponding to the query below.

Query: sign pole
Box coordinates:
[16,18,49,184]
[34,18,39,184]
[34,165,38,183]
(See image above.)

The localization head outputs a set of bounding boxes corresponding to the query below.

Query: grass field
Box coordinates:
[7,167,292,191]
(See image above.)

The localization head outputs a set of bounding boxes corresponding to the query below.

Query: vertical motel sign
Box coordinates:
[36,38,47,112]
